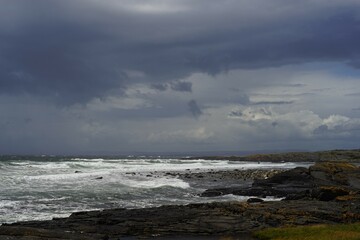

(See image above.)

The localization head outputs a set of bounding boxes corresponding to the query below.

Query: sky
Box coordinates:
[1,0,360,155]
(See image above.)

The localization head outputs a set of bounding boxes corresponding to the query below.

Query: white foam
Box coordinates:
[71,158,105,161]
[23,171,104,181]
[32,158,312,174]
[38,197,71,202]
[119,176,190,189]
[0,200,20,208]
[0,157,313,224]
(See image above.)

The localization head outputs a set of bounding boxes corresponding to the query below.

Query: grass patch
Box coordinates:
[253,223,360,240]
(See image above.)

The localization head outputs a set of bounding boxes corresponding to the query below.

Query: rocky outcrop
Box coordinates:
[309,162,360,187]
[201,166,313,197]
[1,200,360,239]
[201,162,360,201]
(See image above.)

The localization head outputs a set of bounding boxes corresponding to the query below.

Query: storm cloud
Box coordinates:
[1,0,360,104]
[0,0,360,154]
[188,100,203,118]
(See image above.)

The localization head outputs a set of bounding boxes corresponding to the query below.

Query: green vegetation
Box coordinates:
[253,223,360,240]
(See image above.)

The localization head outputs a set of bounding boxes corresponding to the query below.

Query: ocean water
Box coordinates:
[0,156,312,224]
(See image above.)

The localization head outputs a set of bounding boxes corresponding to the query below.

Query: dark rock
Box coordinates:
[0,226,104,239]
[284,189,312,200]
[311,186,351,201]
[165,172,172,175]
[247,198,264,203]
[201,190,224,197]
[253,167,313,189]
[201,162,360,200]
[2,200,360,239]
[95,177,103,180]
[74,171,82,173]
[179,169,284,183]
[309,162,356,185]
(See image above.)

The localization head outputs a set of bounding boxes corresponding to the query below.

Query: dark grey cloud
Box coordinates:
[170,81,192,92]
[188,100,203,118]
[229,110,243,117]
[1,1,360,154]
[313,124,329,134]
[150,81,192,92]
[281,84,306,88]
[151,83,168,91]
[0,12,128,104]
[232,94,250,105]
[1,0,360,105]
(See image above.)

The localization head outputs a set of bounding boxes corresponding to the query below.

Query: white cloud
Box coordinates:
[228,106,360,139]
[323,115,360,132]
[123,2,188,14]
[92,0,189,14]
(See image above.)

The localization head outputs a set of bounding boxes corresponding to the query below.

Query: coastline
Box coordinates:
[1,151,360,239]
[0,158,306,225]
[2,199,360,239]
[185,149,360,163]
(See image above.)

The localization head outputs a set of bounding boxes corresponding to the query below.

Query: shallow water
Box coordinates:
[0,156,312,223]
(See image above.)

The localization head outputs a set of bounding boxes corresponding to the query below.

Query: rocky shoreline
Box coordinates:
[1,160,360,239]
[186,149,360,163]
[201,162,360,200]
[2,199,360,240]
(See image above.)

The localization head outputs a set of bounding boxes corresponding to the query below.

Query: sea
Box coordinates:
[0,156,312,224]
